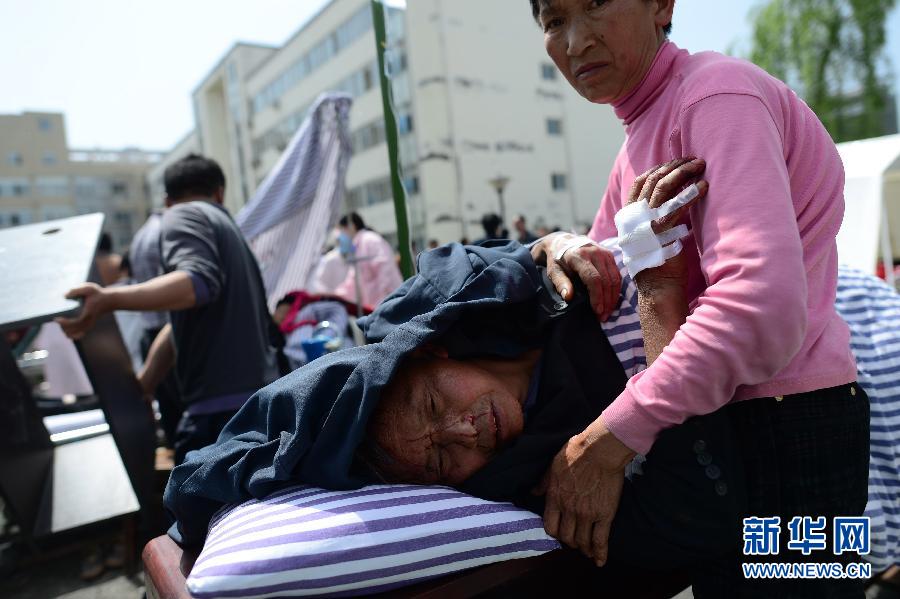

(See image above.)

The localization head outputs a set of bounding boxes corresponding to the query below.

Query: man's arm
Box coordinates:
[59,203,223,340]
[137,323,176,397]
[57,271,196,339]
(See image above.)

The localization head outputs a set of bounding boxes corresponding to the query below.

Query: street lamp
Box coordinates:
[488,175,510,224]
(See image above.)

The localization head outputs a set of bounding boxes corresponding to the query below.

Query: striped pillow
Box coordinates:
[186,484,560,598]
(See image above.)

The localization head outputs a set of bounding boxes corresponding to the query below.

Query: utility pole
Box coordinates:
[371,0,415,278]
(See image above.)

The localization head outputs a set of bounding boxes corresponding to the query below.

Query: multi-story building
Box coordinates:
[0,111,162,250]
[169,0,625,247]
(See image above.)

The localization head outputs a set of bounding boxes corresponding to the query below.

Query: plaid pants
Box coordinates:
[692,383,870,598]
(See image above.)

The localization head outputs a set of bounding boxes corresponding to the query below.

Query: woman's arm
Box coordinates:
[538,159,707,564]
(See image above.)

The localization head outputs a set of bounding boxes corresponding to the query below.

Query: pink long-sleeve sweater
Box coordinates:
[590,41,857,455]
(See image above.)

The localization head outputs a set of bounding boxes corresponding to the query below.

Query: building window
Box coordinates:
[551,173,568,191]
[114,211,133,228]
[38,117,52,131]
[0,178,30,197]
[541,63,558,81]
[42,152,57,166]
[7,152,23,166]
[403,175,420,195]
[251,5,373,115]
[398,114,414,135]
[546,118,563,135]
[35,176,69,197]
[347,176,393,209]
[111,181,128,196]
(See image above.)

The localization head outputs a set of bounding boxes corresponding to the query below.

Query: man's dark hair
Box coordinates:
[164,154,226,201]
[339,212,367,231]
[528,1,672,35]
[97,232,113,254]
[481,213,503,238]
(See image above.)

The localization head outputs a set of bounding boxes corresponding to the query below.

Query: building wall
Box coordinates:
[405,0,623,242]
[0,111,160,251]
[163,0,624,248]
[192,43,276,215]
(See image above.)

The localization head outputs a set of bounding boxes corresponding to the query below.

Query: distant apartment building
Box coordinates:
[0,111,161,250]
[164,0,625,246]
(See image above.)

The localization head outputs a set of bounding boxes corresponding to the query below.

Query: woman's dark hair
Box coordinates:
[339,212,367,231]
[528,1,672,35]
[164,153,226,201]
[276,293,298,309]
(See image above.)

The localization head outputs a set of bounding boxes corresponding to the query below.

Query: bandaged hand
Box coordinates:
[622,158,709,292]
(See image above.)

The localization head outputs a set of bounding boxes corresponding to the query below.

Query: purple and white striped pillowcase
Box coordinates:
[194,513,549,578]
[188,485,559,598]
[202,490,468,556]
[198,500,530,565]
[189,541,558,599]
[204,485,445,549]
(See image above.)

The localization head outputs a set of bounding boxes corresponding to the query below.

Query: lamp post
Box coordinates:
[488,175,510,224]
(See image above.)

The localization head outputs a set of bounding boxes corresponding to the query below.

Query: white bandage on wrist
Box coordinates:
[553,235,598,262]
[614,184,699,278]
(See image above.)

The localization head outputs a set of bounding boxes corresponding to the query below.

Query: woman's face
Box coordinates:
[538,0,672,104]
[369,355,528,486]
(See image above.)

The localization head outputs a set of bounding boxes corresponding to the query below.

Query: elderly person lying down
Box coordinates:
[166,161,757,574]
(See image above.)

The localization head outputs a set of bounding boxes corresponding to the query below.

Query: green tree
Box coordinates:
[748,0,897,142]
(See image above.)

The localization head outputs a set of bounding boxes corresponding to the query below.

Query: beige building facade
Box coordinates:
[170,0,625,247]
[0,111,161,250]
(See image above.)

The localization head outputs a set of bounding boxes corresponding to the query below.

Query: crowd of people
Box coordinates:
[41,0,888,595]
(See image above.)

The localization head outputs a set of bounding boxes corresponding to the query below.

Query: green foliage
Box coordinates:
[748,0,897,142]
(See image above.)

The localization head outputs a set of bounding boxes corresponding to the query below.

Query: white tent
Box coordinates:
[835,134,900,285]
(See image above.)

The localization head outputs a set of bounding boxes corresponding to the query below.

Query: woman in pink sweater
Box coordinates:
[528,1,868,596]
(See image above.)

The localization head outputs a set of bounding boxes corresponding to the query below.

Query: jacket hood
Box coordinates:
[164,241,543,546]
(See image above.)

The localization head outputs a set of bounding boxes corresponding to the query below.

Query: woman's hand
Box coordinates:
[536,416,635,566]
[530,233,621,322]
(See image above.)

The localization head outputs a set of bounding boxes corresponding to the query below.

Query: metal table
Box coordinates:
[0,214,157,545]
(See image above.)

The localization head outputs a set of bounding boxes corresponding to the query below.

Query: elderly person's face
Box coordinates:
[367,349,540,485]
[538,0,674,104]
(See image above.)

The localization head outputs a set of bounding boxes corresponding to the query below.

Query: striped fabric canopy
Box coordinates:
[835,266,900,572]
[236,92,353,311]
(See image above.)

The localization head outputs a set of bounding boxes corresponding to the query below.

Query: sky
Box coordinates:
[1,0,898,151]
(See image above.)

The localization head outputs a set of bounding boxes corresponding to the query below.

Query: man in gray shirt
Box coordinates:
[60,154,279,463]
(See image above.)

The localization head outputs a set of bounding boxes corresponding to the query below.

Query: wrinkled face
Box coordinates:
[538,0,671,104]
[369,356,528,486]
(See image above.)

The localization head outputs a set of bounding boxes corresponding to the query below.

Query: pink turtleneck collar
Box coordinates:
[612,41,682,125]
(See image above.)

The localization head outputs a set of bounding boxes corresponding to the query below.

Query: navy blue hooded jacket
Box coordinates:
[164,241,563,547]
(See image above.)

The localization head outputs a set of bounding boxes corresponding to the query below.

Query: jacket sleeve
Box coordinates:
[601,93,807,454]
[163,384,319,547]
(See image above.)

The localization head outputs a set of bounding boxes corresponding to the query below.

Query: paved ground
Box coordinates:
[1,544,143,599]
